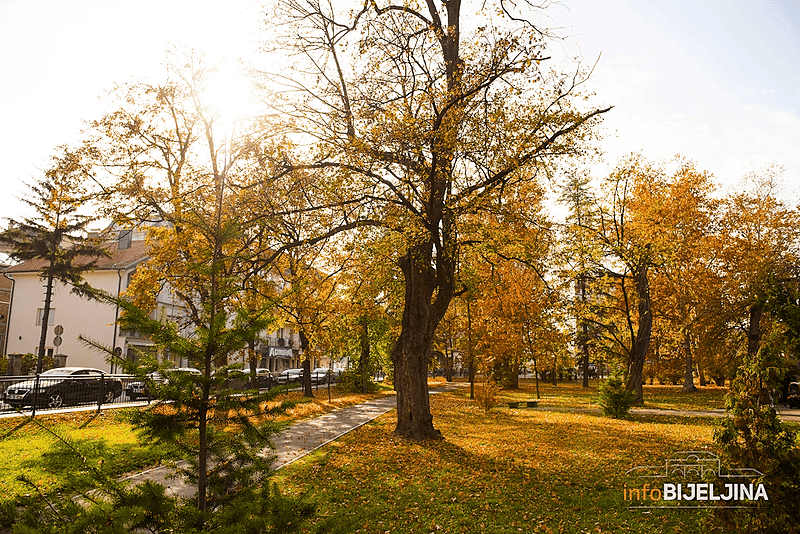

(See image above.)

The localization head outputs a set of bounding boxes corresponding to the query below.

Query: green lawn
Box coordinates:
[0,387,396,499]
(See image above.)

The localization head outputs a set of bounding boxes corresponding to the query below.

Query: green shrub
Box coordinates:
[598,375,635,418]
[335,368,381,393]
[710,332,800,534]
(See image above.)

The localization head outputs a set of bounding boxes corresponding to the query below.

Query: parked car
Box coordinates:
[125,371,162,401]
[310,367,333,384]
[126,367,201,400]
[275,368,304,385]
[3,367,123,409]
[222,367,275,390]
[254,368,274,389]
[787,382,800,408]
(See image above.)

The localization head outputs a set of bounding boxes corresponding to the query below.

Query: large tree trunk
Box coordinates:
[391,244,448,441]
[467,298,475,400]
[747,302,763,358]
[358,314,370,394]
[627,265,652,405]
[579,275,591,388]
[681,329,697,392]
[36,272,56,374]
[300,330,313,397]
[509,358,520,389]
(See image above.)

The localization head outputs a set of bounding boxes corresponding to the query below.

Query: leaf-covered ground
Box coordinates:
[473,378,728,411]
[275,391,717,533]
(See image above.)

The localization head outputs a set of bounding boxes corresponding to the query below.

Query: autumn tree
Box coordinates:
[0,148,108,374]
[83,55,304,518]
[579,155,667,405]
[325,229,401,392]
[716,165,800,361]
[645,159,719,392]
[270,0,609,439]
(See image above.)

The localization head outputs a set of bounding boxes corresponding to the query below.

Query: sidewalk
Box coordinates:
[118,384,799,500]
[119,383,462,499]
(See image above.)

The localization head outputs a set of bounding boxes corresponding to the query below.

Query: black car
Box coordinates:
[125,368,201,400]
[3,367,123,409]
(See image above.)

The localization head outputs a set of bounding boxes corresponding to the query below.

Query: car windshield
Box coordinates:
[41,369,76,376]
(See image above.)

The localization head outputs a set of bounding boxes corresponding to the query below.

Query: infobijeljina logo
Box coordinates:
[624,451,767,509]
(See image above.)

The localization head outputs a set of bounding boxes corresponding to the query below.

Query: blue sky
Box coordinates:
[1,0,798,221]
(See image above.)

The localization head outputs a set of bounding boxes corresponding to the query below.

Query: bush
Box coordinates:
[598,375,635,418]
[335,368,381,394]
[710,333,800,534]
[474,381,500,413]
[19,353,54,374]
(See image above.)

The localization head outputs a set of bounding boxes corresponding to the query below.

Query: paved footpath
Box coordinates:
[120,384,461,499]
[119,386,800,499]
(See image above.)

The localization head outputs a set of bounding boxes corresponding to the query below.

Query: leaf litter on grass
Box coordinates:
[279,391,715,534]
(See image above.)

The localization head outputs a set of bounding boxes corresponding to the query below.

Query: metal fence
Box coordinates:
[0,369,354,417]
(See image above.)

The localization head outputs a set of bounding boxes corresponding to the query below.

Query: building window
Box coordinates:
[126,269,136,289]
[36,308,55,326]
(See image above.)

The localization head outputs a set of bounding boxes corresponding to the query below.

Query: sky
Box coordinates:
[1,0,799,222]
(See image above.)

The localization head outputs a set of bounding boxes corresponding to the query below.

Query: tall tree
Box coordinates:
[271,0,610,439]
[0,148,107,374]
[584,155,665,405]
[85,55,295,515]
[716,165,800,360]
[558,171,601,387]
[647,159,718,392]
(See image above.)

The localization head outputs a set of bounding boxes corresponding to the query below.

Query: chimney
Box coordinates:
[118,230,132,250]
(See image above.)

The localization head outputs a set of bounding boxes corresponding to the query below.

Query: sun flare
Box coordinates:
[202,63,256,132]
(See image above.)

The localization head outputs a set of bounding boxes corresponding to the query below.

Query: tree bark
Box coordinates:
[300,330,313,397]
[467,298,475,400]
[36,272,55,375]
[358,314,370,394]
[747,302,763,358]
[579,275,591,388]
[681,329,697,392]
[627,264,652,405]
[391,243,447,440]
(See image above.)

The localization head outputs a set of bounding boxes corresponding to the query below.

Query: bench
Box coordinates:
[507,401,538,408]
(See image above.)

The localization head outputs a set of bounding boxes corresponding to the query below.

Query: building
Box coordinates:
[4,231,315,373]
[4,232,151,371]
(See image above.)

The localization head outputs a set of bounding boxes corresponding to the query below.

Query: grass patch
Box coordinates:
[276,391,717,533]
[0,384,397,500]
[0,410,173,497]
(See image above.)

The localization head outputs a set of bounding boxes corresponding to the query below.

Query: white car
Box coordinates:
[310,367,333,384]
[275,368,303,385]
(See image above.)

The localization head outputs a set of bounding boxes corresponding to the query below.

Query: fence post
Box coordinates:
[31,374,40,418]
[98,374,105,412]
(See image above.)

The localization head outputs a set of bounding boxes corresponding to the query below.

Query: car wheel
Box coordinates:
[103,389,116,404]
[47,392,65,409]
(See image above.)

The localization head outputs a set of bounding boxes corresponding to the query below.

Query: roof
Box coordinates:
[4,239,149,274]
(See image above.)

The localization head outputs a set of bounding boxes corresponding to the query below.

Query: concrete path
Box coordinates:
[117,386,800,500]
[118,384,462,499]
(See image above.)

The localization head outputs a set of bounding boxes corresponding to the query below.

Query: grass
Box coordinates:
[491,378,728,411]
[0,384,397,499]
[0,378,740,531]
[0,410,172,497]
[275,390,719,533]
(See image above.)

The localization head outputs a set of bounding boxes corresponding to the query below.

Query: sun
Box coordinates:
[201,62,257,134]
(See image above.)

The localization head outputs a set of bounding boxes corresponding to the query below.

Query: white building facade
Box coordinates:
[4,235,151,372]
[4,233,316,373]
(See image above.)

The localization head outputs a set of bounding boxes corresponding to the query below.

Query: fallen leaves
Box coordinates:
[277,388,715,533]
